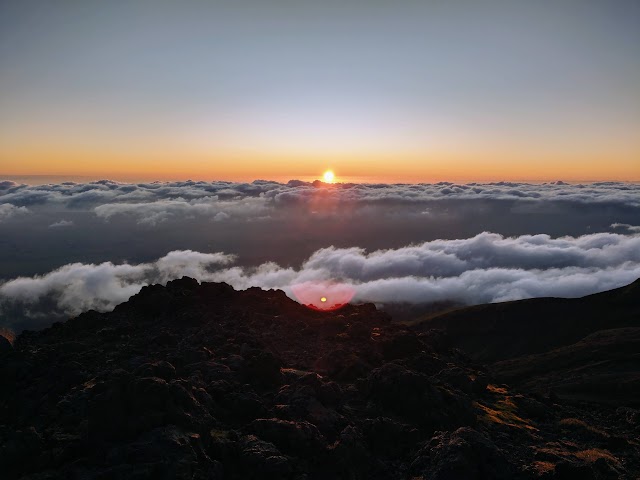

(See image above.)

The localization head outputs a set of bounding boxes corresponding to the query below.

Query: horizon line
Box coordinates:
[2,174,640,186]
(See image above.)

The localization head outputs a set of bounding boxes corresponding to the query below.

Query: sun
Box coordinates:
[323,170,335,183]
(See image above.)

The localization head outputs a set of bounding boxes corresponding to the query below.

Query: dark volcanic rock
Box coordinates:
[0,334,12,354]
[248,418,326,457]
[237,434,294,479]
[101,425,221,480]
[414,279,640,408]
[552,461,597,480]
[362,416,421,457]
[0,427,44,470]
[241,350,283,387]
[380,329,424,360]
[1,278,639,479]
[134,361,176,381]
[415,279,640,364]
[366,362,475,430]
[410,427,517,480]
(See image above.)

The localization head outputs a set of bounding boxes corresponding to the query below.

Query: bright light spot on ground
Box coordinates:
[291,281,356,311]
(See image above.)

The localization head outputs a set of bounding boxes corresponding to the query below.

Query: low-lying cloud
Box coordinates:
[0,203,29,222]
[1,179,640,213]
[0,250,235,331]
[2,179,639,277]
[2,231,639,332]
[611,222,640,233]
[49,219,74,228]
[1,179,639,331]
[94,197,269,225]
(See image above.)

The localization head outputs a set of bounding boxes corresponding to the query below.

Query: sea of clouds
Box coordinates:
[2,179,640,214]
[1,179,639,332]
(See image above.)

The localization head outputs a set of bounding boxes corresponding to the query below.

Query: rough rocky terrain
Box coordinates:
[1,278,639,479]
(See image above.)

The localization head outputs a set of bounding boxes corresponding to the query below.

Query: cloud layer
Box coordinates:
[2,231,639,332]
[1,179,640,216]
[1,179,639,331]
[209,231,640,304]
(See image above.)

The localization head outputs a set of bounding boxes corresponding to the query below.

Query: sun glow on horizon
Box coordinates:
[291,281,356,311]
[323,170,335,183]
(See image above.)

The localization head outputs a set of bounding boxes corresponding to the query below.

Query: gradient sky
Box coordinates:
[1,1,639,182]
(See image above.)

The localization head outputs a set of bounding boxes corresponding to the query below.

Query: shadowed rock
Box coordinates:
[1,277,639,479]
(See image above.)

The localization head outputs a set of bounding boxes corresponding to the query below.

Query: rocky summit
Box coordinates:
[1,278,639,479]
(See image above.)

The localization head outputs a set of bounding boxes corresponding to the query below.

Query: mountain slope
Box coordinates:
[413,279,640,363]
[412,279,640,407]
[1,278,639,479]
[492,327,640,405]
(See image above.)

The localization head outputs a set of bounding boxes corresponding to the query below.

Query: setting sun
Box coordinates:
[323,170,335,183]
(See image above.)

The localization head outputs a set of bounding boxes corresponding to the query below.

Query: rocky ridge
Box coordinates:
[1,278,639,479]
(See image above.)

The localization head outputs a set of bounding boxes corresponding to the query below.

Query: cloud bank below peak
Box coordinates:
[0,203,29,222]
[1,231,639,332]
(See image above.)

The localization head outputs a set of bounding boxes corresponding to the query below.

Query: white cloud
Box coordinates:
[0,250,235,318]
[2,180,640,211]
[49,219,74,228]
[611,223,640,233]
[155,250,236,283]
[0,203,29,222]
[2,231,639,332]
[205,231,640,305]
[94,197,266,225]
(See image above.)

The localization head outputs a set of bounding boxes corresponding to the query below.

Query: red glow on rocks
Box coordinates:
[291,281,355,311]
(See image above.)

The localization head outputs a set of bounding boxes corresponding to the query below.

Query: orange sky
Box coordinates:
[0,0,640,182]
[1,2,639,184]
[1,144,638,183]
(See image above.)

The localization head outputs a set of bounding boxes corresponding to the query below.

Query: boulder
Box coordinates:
[362,416,422,458]
[410,427,517,480]
[0,427,44,470]
[0,334,12,354]
[242,351,283,388]
[553,461,597,480]
[103,425,221,480]
[248,418,326,457]
[366,363,475,429]
[313,349,371,381]
[134,361,176,381]
[328,425,372,474]
[380,330,424,360]
[239,434,295,479]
